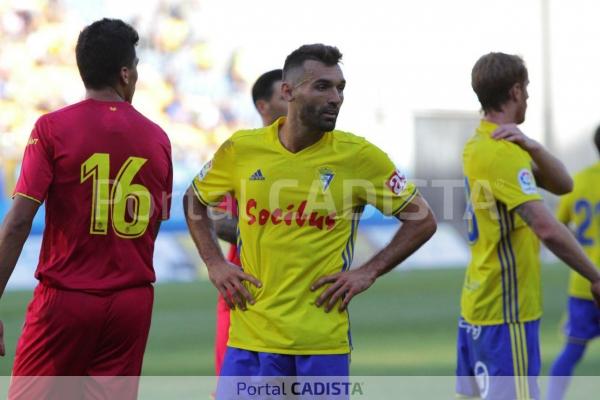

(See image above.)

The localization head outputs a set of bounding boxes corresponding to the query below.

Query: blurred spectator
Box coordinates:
[0,0,259,198]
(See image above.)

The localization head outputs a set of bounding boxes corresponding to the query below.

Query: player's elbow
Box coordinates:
[554,177,574,195]
[422,210,437,240]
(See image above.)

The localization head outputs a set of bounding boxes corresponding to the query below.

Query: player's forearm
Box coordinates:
[183,188,226,268]
[0,221,32,299]
[527,142,573,195]
[359,211,437,280]
[542,222,600,284]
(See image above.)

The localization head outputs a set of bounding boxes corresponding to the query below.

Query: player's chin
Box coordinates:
[319,116,337,132]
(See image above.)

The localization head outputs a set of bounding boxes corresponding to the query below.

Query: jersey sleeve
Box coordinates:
[488,145,543,211]
[12,117,54,204]
[191,138,236,206]
[355,141,418,216]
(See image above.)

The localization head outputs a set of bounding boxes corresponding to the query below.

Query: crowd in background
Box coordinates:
[0,0,261,199]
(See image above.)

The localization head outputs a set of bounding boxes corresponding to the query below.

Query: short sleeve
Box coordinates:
[356,141,418,216]
[12,117,54,204]
[191,138,236,206]
[488,145,543,211]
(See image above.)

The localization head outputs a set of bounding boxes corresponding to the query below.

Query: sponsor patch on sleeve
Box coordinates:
[517,168,538,195]
[197,159,213,182]
[386,170,408,195]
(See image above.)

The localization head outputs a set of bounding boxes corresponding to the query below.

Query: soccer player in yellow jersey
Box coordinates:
[547,127,600,400]
[183,44,437,386]
[457,52,600,400]
[212,69,288,376]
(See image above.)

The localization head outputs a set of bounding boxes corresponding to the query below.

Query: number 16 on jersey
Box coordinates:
[81,153,151,239]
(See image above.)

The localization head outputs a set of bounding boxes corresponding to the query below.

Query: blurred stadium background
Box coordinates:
[1,0,600,379]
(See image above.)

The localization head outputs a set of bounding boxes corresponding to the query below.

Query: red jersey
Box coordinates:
[13,99,172,292]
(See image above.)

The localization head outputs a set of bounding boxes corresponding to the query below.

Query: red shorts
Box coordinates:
[9,284,153,398]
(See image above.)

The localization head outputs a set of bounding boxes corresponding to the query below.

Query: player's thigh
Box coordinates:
[295,354,349,376]
[565,297,600,342]
[86,285,154,376]
[473,321,540,400]
[220,347,295,376]
[12,285,104,376]
[217,348,295,399]
[455,318,480,398]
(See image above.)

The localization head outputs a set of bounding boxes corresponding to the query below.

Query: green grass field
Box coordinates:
[0,264,599,376]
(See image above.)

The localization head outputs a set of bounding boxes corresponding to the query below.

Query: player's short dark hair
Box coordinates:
[251,69,283,107]
[594,125,600,155]
[75,18,139,90]
[471,52,528,113]
[283,44,342,80]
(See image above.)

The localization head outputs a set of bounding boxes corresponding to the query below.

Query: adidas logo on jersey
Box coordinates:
[250,169,266,181]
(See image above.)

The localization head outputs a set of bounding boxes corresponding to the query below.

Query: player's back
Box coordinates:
[15,99,172,292]
[557,162,600,299]
[461,120,543,325]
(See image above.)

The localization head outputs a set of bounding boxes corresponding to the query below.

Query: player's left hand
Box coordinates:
[492,124,540,152]
[311,268,376,312]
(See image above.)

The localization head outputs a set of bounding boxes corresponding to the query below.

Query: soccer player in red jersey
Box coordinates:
[0,18,172,398]
[212,69,287,375]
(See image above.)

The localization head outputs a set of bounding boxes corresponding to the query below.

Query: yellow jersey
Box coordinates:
[461,120,544,325]
[556,162,600,300]
[192,117,417,354]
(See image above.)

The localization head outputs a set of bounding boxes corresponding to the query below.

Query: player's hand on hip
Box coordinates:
[492,124,539,152]
[591,279,600,308]
[0,320,5,356]
[208,261,261,311]
[311,268,376,313]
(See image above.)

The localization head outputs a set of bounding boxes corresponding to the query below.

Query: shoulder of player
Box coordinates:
[227,127,269,147]
[478,136,529,166]
[330,129,366,145]
[576,163,600,179]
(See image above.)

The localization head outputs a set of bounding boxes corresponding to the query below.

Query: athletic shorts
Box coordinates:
[9,284,153,399]
[216,347,350,400]
[455,317,540,400]
[563,296,600,343]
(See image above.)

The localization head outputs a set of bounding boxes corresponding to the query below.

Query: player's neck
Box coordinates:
[85,87,127,103]
[278,116,325,153]
[483,110,519,125]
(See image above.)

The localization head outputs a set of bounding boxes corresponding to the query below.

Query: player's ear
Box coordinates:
[256,99,268,115]
[119,66,130,86]
[509,82,522,102]
[281,81,295,102]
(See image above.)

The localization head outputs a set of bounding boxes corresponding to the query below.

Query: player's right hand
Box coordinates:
[207,261,262,311]
[0,320,5,356]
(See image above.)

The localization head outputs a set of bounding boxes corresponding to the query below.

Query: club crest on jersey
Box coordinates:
[197,160,212,182]
[318,167,335,192]
[517,168,537,194]
[386,169,407,195]
[250,169,266,181]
